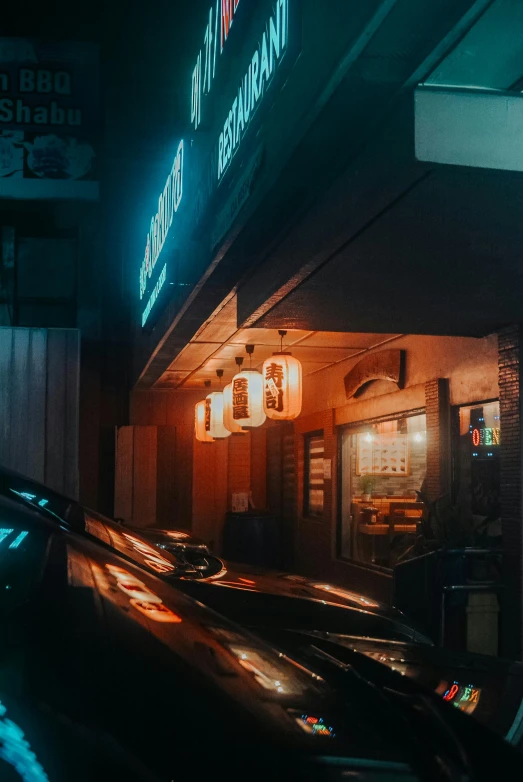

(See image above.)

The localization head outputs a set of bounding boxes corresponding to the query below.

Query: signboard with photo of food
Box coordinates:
[356,433,410,476]
[0,38,98,200]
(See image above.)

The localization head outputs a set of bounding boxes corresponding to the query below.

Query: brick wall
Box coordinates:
[424,378,451,501]
[227,432,251,503]
[292,410,336,575]
[250,427,267,510]
[498,326,523,659]
[323,408,335,532]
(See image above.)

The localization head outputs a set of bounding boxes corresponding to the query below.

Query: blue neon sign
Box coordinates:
[139,139,184,327]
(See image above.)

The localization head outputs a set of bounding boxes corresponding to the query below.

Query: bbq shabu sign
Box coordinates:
[0,38,99,200]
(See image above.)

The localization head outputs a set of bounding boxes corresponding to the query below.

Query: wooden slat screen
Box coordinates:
[114,425,177,526]
[306,433,324,517]
[0,327,80,497]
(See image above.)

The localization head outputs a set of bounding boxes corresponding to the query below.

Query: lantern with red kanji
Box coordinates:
[229,369,266,428]
[223,382,245,434]
[262,334,302,420]
[194,398,214,443]
[206,391,231,439]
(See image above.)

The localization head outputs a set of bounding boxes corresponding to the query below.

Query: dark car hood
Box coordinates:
[209,562,394,611]
[0,494,449,780]
[252,627,523,751]
[185,561,432,643]
[120,526,431,642]
[1,476,521,778]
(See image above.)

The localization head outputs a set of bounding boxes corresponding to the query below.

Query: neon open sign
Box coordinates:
[139,139,184,327]
[471,427,500,447]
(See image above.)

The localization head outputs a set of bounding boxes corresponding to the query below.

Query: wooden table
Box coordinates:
[358,522,418,564]
[358,523,417,535]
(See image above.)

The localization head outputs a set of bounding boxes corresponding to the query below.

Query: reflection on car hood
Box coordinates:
[126,525,210,552]
[274,629,523,749]
[134,526,430,638]
[210,564,387,608]
[194,562,431,637]
[0,486,521,778]
[0,493,431,780]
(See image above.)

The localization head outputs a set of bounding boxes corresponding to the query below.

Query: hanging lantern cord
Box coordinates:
[245,344,254,369]
[278,329,287,352]
[216,369,224,387]
[235,356,244,370]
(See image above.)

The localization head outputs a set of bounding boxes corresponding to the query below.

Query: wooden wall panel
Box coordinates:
[132,426,157,526]
[0,327,80,498]
[25,329,47,483]
[156,426,177,526]
[266,426,283,517]
[63,330,80,498]
[250,427,267,510]
[282,424,296,520]
[114,426,134,520]
[130,389,201,528]
[45,330,67,494]
[0,330,13,467]
[10,329,30,477]
[227,432,251,504]
[114,425,176,527]
[192,438,228,550]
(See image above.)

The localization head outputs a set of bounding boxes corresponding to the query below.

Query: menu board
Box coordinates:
[356,433,410,476]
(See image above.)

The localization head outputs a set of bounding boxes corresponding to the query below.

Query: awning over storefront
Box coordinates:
[415,87,523,172]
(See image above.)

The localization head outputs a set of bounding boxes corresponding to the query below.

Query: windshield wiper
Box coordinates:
[302,644,475,782]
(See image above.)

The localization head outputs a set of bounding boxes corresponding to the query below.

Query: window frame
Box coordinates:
[303,430,325,520]
[451,397,501,512]
[336,408,426,571]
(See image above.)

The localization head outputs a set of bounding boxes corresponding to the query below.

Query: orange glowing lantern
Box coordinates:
[195,399,214,443]
[262,351,302,420]
[230,369,266,428]
[206,391,231,439]
[223,382,244,434]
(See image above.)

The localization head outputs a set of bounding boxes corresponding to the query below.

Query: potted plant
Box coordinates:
[360,475,375,503]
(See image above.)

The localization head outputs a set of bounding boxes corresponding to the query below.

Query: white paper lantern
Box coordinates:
[194,399,214,443]
[223,382,245,434]
[206,391,231,439]
[230,369,266,428]
[262,352,302,420]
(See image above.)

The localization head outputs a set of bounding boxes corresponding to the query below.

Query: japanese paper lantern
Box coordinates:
[195,399,214,443]
[262,352,302,420]
[223,382,244,434]
[206,391,231,439]
[230,369,266,428]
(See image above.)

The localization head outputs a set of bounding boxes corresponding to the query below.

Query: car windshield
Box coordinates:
[0,467,183,577]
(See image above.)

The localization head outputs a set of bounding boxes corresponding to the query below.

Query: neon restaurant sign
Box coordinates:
[139,139,184,327]
[191,0,243,130]
[217,0,288,181]
[471,426,500,447]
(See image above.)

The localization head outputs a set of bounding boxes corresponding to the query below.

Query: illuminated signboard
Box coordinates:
[191,0,243,130]
[217,0,288,182]
[139,139,184,328]
[471,427,500,447]
[295,714,336,738]
[439,681,481,715]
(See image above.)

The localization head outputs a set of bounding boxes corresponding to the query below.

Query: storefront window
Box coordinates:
[340,414,427,568]
[456,401,501,532]
[305,433,324,518]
